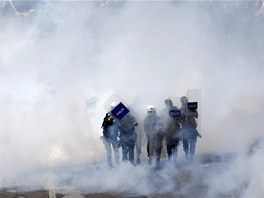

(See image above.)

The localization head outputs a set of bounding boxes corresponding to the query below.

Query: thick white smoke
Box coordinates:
[1,0,264,196]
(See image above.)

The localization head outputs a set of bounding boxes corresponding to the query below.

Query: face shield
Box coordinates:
[147,105,156,114]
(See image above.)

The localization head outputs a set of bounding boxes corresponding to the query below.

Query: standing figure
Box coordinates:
[119,113,138,165]
[129,108,142,165]
[101,112,120,167]
[144,105,164,168]
[135,125,143,165]
[180,96,202,162]
[161,99,181,164]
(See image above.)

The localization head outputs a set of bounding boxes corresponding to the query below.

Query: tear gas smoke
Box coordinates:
[0,0,264,196]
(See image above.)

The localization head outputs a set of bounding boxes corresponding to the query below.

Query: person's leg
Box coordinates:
[136,131,142,165]
[136,141,141,164]
[128,143,135,165]
[148,139,155,165]
[190,136,197,162]
[155,143,162,168]
[121,143,128,161]
[183,138,189,161]
[167,145,172,160]
[104,140,112,167]
[112,141,120,165]
[172,144,178,163]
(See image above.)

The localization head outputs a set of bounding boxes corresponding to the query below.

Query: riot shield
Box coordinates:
[186,89,201,133]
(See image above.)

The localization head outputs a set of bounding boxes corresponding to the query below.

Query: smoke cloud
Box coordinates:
[1,0,264,196]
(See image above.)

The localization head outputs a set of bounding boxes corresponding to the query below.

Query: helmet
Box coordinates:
[146,105,156,113]
[180,96,188,104]
[164,98,173,106]
[110,102,118,110]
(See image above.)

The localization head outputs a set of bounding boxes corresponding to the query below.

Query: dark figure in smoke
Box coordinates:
[161,99,181,163]
[101,110,120,167]
[119,112,138,165]
[144,105,164,168]
[135,118,143,165]
[180,96,202,162]
[125,106,142,165]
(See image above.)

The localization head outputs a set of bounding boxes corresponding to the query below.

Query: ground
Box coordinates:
[0,154,240,198]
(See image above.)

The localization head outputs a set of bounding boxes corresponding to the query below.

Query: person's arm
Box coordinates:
[132,115,138,126]
[193,110,198,118]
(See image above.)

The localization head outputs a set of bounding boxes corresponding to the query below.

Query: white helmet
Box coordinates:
[146,105,156,113]
[110,102,118,110]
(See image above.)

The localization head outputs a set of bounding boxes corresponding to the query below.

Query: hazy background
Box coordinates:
[1,0,264,196]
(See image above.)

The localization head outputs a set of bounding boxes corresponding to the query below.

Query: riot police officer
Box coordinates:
[180,96,202,162]
[161,99,181,164]
[144,105,164,168]
[119,112,138,165]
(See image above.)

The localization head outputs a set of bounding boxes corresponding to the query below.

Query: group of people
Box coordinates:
[101,102,139,167]
[101,96,201,168]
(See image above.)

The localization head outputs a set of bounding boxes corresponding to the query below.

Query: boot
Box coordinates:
[185,152,189,161]
[156,158,161,169]
[148,158,152,166]
[137,158,141,165]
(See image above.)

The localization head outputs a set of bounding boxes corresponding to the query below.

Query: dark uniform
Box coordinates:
[180,96,201,162]
[135,124,143,165]
[119,113,138,164]
[101,113,120,167]
[161,99,181,163]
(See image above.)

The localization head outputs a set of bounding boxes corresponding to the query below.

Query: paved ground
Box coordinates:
[0,154,239,198]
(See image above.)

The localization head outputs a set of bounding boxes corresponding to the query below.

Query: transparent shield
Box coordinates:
[102,93,128,112]
[169,96,182,109]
